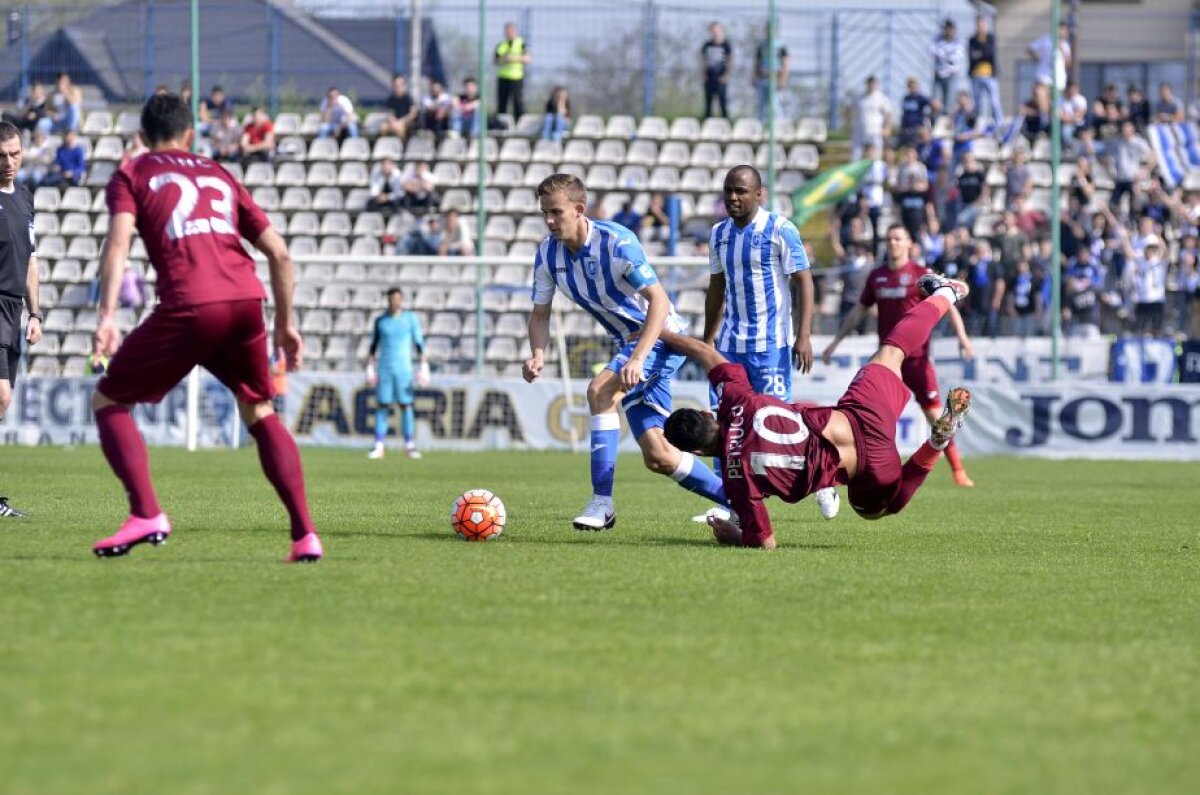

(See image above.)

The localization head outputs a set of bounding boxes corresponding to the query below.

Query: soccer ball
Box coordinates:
[450,489,506,542]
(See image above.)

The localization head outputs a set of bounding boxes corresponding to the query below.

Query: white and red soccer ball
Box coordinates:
[450,489,506,541]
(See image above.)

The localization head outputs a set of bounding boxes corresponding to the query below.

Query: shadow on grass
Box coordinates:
[402,530,842,551]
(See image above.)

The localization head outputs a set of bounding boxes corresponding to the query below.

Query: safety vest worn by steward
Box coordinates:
[496,37,526,81]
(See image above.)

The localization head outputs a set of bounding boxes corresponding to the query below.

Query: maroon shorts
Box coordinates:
[901,356,941,408]
[98,300,273,405]
[837,363,909,517]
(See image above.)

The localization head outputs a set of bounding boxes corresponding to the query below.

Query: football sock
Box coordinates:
[400,405,415,445]
[96,404,162,519]
[943,439,965,470]
[881,295,951,357]
[590,413,620,499]
[249,414,317,541]
[885,441,941,515]
[374,406,389,443]
[670,452,727,505]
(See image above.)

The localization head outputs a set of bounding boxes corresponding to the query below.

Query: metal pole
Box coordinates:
[474,0,488,378]
[394,14,405,76]
[267,4,280,117]
[19,5,29,99]
[828,13,839,131]
[190,0,199,126]
[767,0,778,211]
[144,1,155,99]
[186,0,201,451]
[409,0,422,87]
[642,1,656,118]
[1050,0,1063,380]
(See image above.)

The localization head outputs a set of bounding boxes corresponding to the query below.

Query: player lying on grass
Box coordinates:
[659,272,973,549]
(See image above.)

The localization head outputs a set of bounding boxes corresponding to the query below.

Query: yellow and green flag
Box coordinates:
[790,159,872,225]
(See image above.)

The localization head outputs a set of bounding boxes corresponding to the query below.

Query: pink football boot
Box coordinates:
[93,513,172,558]
[286,533,323,564]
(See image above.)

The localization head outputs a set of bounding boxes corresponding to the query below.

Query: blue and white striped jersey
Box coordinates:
[709,208,809,353]
[532,218,685,343]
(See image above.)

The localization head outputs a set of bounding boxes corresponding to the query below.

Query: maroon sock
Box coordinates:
[881,295,951,357]
[885,441,940,515]
[96,404,161,519]
[248,414,316,541]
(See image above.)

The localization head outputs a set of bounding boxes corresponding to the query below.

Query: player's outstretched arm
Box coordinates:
[947,302,973,360]
[656,329,727,374]
[254,227,303,372]
[523,303,551,382]
[94,212,135,356]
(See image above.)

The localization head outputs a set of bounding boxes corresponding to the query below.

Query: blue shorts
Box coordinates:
[605,339,685,439]
[709,347,793,407]
[376,369,414,405]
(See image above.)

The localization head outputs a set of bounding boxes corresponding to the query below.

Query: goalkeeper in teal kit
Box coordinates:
[368,288,426,459]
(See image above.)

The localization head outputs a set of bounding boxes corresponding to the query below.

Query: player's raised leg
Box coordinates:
[915,272,974,487]
[885,387,972,514]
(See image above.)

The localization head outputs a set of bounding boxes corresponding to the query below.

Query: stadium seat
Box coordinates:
[281,187,312,211]
[595,139,627,165]
[252,186,281,211]
[504,188,537,214]
[636,116,669,141]
[397,262,428,284]
[466,137,500,163]
[445,286,477,312]
[522,162,553,188]
[788,144,820,172]
[531,139,561,164]
[290,236,318,256]
[585,164,617,190]
[625,139,658,167]
[244,162,275,187]
[681,167,710,192]
[288,212,319,236]
[66,236,98,259]
[572,115,605,139]
[50,259,83,282]
[313,186,344,211]
[492,264,527,285]
[352,285,385,308]
[44,308,73,331]
[669,117,701,142]
[405,135,436,163]
[428,311,463,337]
[722,142,755,168]
[556,162,585,182]
[657,141,690,168]
[323,335,353,363]
[301,309,333,334]
[605,115,636,140]
[85,162,116,188]
[491,161,523,189]
[985,164,1006,187]
[423,336,455,363]
[514,216,545,242]
[485,336,519,363]
[336,161,368,188]
[114,111,140,136]
[493,312,526,338]
[1031,137,1051,161]
[38,284,59,308]
[29,356,60,376]
[514,113,543,137]
[276,136,306,161]
[599,192,629,219]
[34,214,60,236]
[777,170,806,194]
[307,162,340,187]
[495,138,530,164]
[319,237,349,256]
[413,286,446,311]
[92,135,124,161]
[796,117,828,144]
[617,164,649,191]
[563,312,600,337]
[344,188,370,212]
[731,118,763,143]
[485,216,516,242]
[460,160,493,186]
[82,110,113,136]
[293,284,320,307]
[339,137,371,161]
[318,285,352,309]
[352,212,385,237]
[460,311,494,336]
[350,237,381,257]
[429,262,466,285]
[371,137,404,161]
[298,113,322,136]
[361,111,390,137]
[753,142,785,169]
[649,166,680,192]
[440,190,472,214]
[385,212,416,237]
[1028,163,1053,188]
[33,187,60,212]
[972,136,999,162]
[61,186,92,213]
[562,139,594,166]
[58,283,89,308]
[130,237,148,259]
[699,117,732,143]
[320,212,352,237]
[275,161,307,187]
[432,160,462,187]
[333,310,367,335]
[436,136,467,163]
[690,142,722,168]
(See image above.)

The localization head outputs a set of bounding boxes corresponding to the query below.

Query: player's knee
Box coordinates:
[91,389,117,413]
[238,399,274,426]
[0,392,10,417]
[585,379,617,413]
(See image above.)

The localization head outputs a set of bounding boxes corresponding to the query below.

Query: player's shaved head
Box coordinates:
[726,165,762,190]
[664,409,722,457]
[722,165,764,225]
[536,173,587,205]
[141,93,193,145]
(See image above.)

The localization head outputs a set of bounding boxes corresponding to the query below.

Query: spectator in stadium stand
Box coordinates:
[963,238,1001,336]
[898,76,932,148]
[438,209,473,257]
[16,128,52,188]
[1011,195,1047,238]
[1092,84,1126,140]
[859,143,887,253]
[42,129,86,187]
[399,160,438,212]
[1020,82,1051,147]
[929,19,963,115]
[830,193,869,262]
[1006,258,1042,338]
[1126,85,1151,132]
[836,241,874,332]
[1003,147,1031,209]
[1070,155,1096,207]
[494,21,530,120]
[893,145,929,240]
[1027,21,1070,91]
[753,21,788,125]
[209,108,242,162]
[994,209,1029,279]
[915,125,946,213]
[948,90,977,177]
[456,77,481,140]
[421,80,454,144]
[1107,120,1155,218]
[540,86,572,142]
[198,85,234,136]
[1059,80,1088,147]
[367,157,404,212]
[1155,83,1186,124]
[1064,243,1102,335]
[3,80,47,132]
[382,74,419,140]
[643,192,671,242]
[699,21,732,120]
[612,201,642,237]
[0,121,42,520]
[851,75,893,160]
[318,87,359,141]
[967,14,1003,127]
[1177,237,1199,335]
[1115,222,1168,336]
[46,72,81,134]
[240,107,275,164]
[953,150,986,232]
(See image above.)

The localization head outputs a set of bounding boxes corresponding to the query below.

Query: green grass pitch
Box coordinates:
[2,446,1197,795]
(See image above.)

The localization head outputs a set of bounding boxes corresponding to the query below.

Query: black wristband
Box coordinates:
[29,312,42,321]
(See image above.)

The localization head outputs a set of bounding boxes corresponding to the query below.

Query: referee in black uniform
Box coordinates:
[0,120,42,517]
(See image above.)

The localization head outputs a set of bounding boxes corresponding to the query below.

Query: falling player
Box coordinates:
[822,224,976,486]
[91,93,322,562]
[523,173,726,530]
[661,272,973,548]
[702,164,840,521]
[367,287,426,460]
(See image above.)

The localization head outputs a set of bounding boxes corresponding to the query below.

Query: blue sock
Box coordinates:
[670,452,727,504]
[401,405,415,444]
[374,407,390,443]
[590,413,620,498]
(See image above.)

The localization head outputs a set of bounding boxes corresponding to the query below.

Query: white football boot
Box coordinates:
[572,496,616,531]
[367,442,385,459]
[815,487,840,520]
